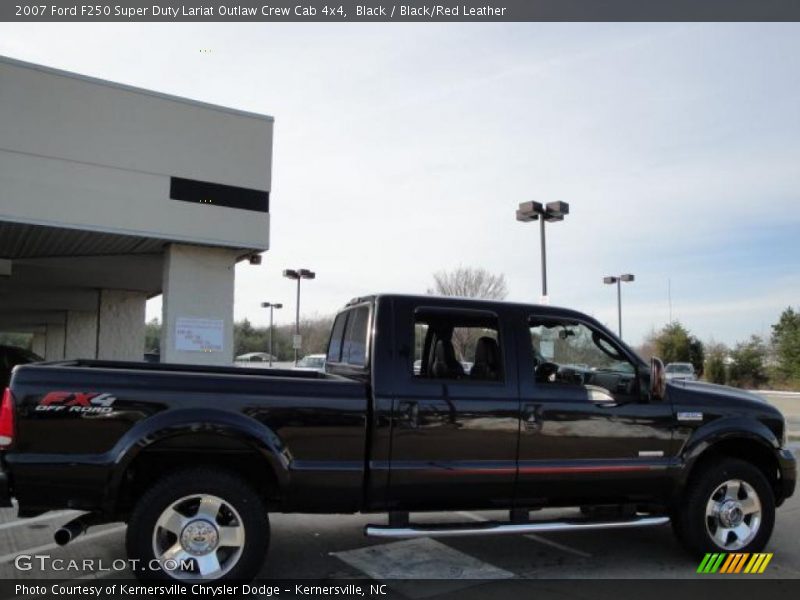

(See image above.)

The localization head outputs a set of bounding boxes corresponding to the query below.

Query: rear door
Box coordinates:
[385,300,520,510]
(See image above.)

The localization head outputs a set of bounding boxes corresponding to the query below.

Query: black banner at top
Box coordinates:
[3,0,800,22]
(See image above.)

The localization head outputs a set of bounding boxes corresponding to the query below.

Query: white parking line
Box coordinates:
[0,524,126,564]
[333,537,513,598]
[457,511,592,558]
[0,511,79,532]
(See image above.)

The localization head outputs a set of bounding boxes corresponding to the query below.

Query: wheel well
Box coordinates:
[687,438,780,500]
[114,433,281,518]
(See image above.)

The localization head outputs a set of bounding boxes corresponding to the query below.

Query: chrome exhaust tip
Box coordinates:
[54,515,94,546]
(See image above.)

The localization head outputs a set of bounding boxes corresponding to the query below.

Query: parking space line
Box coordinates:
[333,537,513,597]
[457,511,592,558]
[0,524,126,564]
[522,532,592,558]
[0,511,79,532]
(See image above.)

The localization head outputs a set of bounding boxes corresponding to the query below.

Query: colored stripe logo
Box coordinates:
[697,553,773,574]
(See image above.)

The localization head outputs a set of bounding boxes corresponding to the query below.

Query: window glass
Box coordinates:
[413,309,502,382]
[341,305,370,367]
[326,312,348,363]
[529,318,637,399]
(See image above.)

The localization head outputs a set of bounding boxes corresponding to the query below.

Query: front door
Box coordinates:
[387,302,520,511]
[515,313,675,506]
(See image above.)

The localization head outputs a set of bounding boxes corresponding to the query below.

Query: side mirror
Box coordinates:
[650,357,666,401]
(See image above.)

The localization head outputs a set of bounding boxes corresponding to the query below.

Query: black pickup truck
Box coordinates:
[0,294,795,581]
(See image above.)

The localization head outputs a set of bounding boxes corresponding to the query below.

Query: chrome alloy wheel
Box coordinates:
[705,479,762,550]
[152,494,245,580]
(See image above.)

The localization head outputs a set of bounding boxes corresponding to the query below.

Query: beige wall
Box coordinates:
[44,323,65,361]
[161,244,237,365]
[65,310,97,359]
[0,57,272,251]
[97,290,146,361]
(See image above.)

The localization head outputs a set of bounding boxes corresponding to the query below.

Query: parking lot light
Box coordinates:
[261,302,283,367]
[516,200,570,302]
[283,268,316,365]
[604,273,635,338]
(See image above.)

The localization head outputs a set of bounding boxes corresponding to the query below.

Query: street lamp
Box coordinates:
[603,273,635,338]
[516,200,569,303]
[260,302,283,367]
[283,268,316,365]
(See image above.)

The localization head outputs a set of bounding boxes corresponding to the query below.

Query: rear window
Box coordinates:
[327,312,348,363]
[341,305,370,367]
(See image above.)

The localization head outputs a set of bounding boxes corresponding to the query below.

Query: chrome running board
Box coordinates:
[365,515,669,538]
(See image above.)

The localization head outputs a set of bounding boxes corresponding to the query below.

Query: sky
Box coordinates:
[1,23,798,346]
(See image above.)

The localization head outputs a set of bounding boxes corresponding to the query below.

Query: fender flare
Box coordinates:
[675,415,780,491]
[104,408,290,510]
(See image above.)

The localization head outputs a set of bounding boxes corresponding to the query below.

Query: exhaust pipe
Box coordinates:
[54,514,101,546]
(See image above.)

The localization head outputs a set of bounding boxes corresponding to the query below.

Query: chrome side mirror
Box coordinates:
[650,357,666,401]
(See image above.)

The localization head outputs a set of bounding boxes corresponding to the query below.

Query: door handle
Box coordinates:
[523,404,538,431]
[398,401,419,429]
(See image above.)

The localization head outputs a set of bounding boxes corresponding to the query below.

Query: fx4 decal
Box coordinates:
[36,391,117,414]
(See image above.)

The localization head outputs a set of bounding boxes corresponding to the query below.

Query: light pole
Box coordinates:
[283,268,316,365]
[260,302,283,367]
[603,274,635,338]
[516,201,569,303]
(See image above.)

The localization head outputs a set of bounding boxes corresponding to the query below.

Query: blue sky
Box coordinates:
[1,22,798,346]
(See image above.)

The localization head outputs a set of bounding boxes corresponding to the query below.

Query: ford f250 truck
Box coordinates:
[0,294,795,581]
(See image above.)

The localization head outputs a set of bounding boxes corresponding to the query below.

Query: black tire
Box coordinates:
[126,468,269,582]
[673,458,775,557]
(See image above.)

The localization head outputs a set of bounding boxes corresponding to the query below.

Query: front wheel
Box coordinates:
[673,458,775,556]
[126,469,269,581]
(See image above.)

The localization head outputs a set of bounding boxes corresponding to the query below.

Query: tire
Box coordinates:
[126,468,269,581]
[673,458,775,557]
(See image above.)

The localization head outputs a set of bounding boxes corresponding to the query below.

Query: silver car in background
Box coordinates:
[294,353,327,373]
[665,362,696,381]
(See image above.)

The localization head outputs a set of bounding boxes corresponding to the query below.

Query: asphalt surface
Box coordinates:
[0,396,797,587]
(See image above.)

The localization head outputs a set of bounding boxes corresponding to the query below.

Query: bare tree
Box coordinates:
[427,267,508,361]
[427,267,508,300]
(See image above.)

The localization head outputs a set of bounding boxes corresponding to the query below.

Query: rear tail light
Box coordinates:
[0,388,14,448]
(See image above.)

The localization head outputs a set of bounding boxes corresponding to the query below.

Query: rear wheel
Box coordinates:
[126,469,269,581]
[673,458,774,556]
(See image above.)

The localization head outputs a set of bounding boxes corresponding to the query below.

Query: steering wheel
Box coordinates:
[535,361,560,383]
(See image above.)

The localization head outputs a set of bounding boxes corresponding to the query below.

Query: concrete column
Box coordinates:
[65,310,98,359]
[44,323,66,361]
[31,332,46,358]
[97,290,146,361]
[161,244,237,365]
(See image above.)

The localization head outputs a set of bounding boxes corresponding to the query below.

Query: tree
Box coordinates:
[234,318,270,356]
[635,328,658,361]
[654,321,704,375]
[771,307,800,381]
[688,336,706,378]
[705,342,728,385]
[728,335,768,389]
[0,332,32,350]
[233,315,334,361]
[144,318,161,353]
[428,267,508,360]
[428,267,508,300]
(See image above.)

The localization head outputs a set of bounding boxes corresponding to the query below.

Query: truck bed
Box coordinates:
[6,358,370,515]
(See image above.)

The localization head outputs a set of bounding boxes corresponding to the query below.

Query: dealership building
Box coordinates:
[0,56,273,365]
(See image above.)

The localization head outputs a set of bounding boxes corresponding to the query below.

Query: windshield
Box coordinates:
[529,320,628,372]
[666,364,693,373]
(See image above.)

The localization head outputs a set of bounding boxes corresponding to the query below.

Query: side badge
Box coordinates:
[677,411,703,422]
